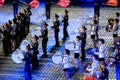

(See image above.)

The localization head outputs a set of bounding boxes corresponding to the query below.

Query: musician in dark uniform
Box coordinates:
[31,35,39,69]
[52,14,60,46]
[40,22,48,58]
[113,19,119,38]
[2,24,10,56]
[80,26,87,61]
[13,0,18,17]
[93,0,100,17]
[62,9,69,41]
[45,0,51,20]
[23,45,31,80]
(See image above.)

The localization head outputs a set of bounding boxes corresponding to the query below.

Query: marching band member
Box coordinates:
[114,46,120,80]
[45,0,51,20]
[11,18,17,51]
[23,45,32,80]
[115,12,120,21]
[106,18,114,32]
[91,20,99,48]
[94,13,99,25]
[26,6,32,34]
[62,49,71,80]
[71,36,81,70]
[31,35,39,70]
[113,19,119,38]
[86,55,99,74]
[80,26,87,61]
[13,0,18,17]
[62,9,69,41]
[52,14,60,47]
[40,22,48,58]
[2,24,10,56]
[99,61,109,80]
[94,39,105,62]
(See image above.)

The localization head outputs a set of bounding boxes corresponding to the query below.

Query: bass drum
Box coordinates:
[30,28,42,38]
[20,40,32,52]
[52,52,63,65]
[12,50,25,63]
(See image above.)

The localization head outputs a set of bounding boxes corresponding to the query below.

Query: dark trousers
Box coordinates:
[42,39,48,56]
[32,52,39,69]
[3,38,10,56]
[81,40,86,60]
[13,3,18,17]
[94,4,100,16]
[63,24,69,39]
[116,62,120,80]
[55,30,59,46]
[45,6,50,19]
[25,71,31,80]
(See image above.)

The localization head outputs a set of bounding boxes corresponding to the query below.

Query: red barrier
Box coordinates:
[107,0,118,7]
[83,76,97,80]
[0,0,4,8]
[57,0,71,8]
[29,0,40,9]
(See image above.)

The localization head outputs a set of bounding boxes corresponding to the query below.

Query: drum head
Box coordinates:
[65,42,74,51]
[12,51,24,63]
[20,40,32,52]
[57,13,63,22]
[52,53,62,65]
[30,28,42,38]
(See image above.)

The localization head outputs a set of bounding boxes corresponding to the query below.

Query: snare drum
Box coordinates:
[20,40,32,52]
[30,28,42,38]
[52,52,63,64]
[12,50,25,63]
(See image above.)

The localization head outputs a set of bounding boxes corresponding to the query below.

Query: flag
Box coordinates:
[29,0,40,9]
[107,0,118,7]
[57,0,71,8]
[0,0,4,8]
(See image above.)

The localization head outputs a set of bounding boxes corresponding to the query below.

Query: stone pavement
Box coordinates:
[0,2,119,80]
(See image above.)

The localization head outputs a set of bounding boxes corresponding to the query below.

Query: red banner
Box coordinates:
[107,0,118,7]
[83,76,97,80]
[57,0,71,8]
[0,0,4,8]
[29,0,40,9]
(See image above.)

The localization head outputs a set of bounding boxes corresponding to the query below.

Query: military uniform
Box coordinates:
[45,0,51,20]
[31,40,39,69]
[13,0,18,17]
[62,11,69,40]
[41,27,48,57]
[53,19,60,46]
[80,30,87,61]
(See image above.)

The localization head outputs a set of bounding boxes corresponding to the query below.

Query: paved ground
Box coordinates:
[0,2,119,80]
